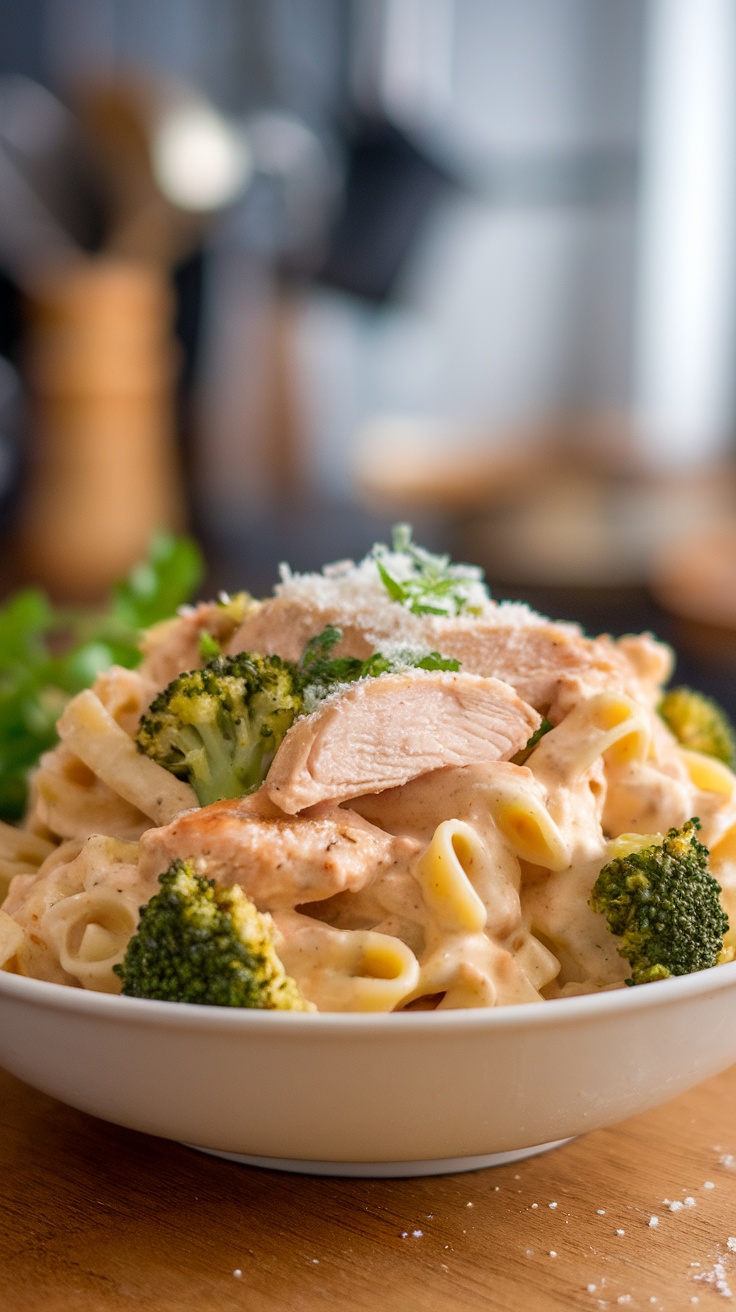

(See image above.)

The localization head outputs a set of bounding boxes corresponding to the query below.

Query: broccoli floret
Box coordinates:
[114,859,312,1008]
[659,686,736,768]
[589,819,729,985]
[136,652,304,805]
[136,628,460,805]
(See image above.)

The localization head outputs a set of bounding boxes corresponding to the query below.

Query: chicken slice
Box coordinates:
[138,792,416,910]
[227,596,373,666]
[265,669,540,814]
[420,624,627,719]
[138,595,260,689]
[226,593,647,719]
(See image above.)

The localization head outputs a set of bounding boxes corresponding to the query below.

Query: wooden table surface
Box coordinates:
[2,1066,736,1311]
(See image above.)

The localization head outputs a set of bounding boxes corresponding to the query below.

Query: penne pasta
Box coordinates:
[485,782,569,871]
[274,912,420,1012]
[42,889,139,993]
[417,821,488,933]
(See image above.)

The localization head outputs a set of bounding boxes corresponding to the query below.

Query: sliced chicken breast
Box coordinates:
[139,596,261,689]
[138,792,416,909]
[227,596,373,666]
[226,593,655,719]
[266,669,540,814]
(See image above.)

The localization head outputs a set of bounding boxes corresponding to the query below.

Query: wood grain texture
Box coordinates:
[2,1064,736,1311]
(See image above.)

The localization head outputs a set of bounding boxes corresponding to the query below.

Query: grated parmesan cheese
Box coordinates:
[275,551,556,655]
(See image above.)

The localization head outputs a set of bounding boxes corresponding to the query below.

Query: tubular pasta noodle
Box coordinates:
[437,962,496,1009]
[0,821,55,868]
[417,820,488,933]
[0,820,57,906]
[678,748,735,796]
[434,938,558,1008]
[710,823,736,870]
[4,835,141,987]
[274,911,420,1012]
[404,930,557,1010]
[92,666,157,738]
[57,689,197,826]
[528,692,650,782]
[41,889,139,993]
[484,781,569,871]
[512,932,561,992]
[0,909,23,969]
[28,744,152,843]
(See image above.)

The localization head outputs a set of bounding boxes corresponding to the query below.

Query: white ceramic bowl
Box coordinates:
[2,963,736,1177]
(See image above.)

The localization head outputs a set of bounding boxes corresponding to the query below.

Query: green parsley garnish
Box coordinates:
[198,630,222,661]
[298,625,460,708]
[372,523,489,617]
[512,718,553,766]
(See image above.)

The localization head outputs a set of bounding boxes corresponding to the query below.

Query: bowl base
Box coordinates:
[185,1137,574,1177]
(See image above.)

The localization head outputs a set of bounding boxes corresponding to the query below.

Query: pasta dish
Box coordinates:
[1,529,735,1012]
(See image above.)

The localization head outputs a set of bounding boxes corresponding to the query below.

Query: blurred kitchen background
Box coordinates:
[1,0,736,706]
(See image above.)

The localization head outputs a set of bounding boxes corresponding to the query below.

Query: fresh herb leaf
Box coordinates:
[372,523,489,617]
[199,631,222,661]
[0,534,203,822]
[297,626,460,710]
[512,718,553,766]
[412,651,462,672]
[299,625,343,669]
[110,531,203,632]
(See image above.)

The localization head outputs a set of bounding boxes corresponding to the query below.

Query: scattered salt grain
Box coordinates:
[617,1297,632,1305]
[531,1203,539,1209]
[233,1270,242,1279]
[728,1239,736,1253]
[649,1217,659,1228]
[684,1197,696,1208]
[664,1200,684,1212]
[526,1249,533,1256]
[549,1202,558,1210]
[549,1251,557,1257]
[587,1284,597,1293]
[466,1202,473,1209]
[719,1154,736,1169]
[312,1259,319,1265]
[694,1259,732,1298]
[412,1230,423,1238]
[597,1209,606,1215]
[616,1229,625,1237]
[400,1232,409,1239]
[705,1182,716,1190]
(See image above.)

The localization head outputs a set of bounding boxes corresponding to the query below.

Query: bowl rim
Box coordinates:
[1,958,736,1034]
